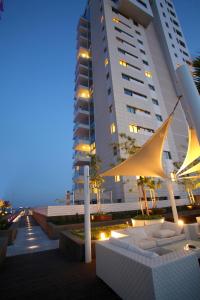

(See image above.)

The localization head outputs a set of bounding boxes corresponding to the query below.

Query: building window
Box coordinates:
[127,105,150,115]
[119,60,127,67]
[137,39,143,45]
[113,146,117,156]
[163,150,172,159]
[168,33,172,39]
[140,49,146,55]
[109,104,113,113]
[122,73,144,84]
[102,25,105,32]
[107,88,111,95]
[163,12,166,17]
[145,71,152,78]
[104,47,107,53]
[114,175,120,182]
[133,20,138,27]
[100,15,104,23]
[135,30,141,35]
[174,53,178,58]
[110,123,116,134]
[155,114,163,121]
[142,60,149,66]
[165,22,169,28]
[106,72,110,80]
[124,88,132,96]
[114,26,133,38]
[148,84,155,91]
[136,0,147,8]
[172,43,175,48]
[104,58,109,66]
[152,98,159,105]
[129,124,138,133]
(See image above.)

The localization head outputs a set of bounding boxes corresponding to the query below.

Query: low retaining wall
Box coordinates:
[59,231,96,261]
[33,211,130,239]
[0,237,8,266]
[0,222,18,245]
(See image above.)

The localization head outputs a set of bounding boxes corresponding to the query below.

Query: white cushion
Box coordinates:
[137,239,157,250]
[156,234,186,246]
[153,229,176,238]
[127,227,148,239]
[127,243,159,258]
[162,221,183,235]
[144,223,162,237]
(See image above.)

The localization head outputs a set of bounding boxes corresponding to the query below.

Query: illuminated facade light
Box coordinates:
[112,17,119,23]
[110,123,116,134]
[119,60,127,67]
[145,71,152,78]
[114,175,120,182]
[129,124,138,133]
[104,58,109,66]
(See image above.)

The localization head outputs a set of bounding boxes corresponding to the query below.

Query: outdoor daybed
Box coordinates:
[96,221,200,300]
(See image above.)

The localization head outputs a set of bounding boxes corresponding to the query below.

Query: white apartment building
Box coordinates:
[73,0,192,206]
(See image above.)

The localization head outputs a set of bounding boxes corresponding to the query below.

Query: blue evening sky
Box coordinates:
[0,0,199,208]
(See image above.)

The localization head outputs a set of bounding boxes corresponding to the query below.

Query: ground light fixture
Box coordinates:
[178,219,184,226]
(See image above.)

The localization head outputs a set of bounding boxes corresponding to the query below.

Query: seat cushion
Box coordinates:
[137,239,157,250]
[156,234,186,246]
[127,243,159,258]
[109,237,130,250]
[153,229,176,238]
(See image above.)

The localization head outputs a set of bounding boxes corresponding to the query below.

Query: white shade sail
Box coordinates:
[178,161,200,177]
[177,128,200,176]
[101,116,173,178]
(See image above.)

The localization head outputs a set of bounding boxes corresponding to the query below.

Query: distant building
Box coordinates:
[72,0,192,205]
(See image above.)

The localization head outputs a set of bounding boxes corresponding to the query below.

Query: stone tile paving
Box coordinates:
[7,215,58,257]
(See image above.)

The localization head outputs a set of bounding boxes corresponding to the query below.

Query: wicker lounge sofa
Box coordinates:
[96,221,200,300]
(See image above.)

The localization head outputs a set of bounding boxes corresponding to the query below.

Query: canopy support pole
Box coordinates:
[166,179,179,223]
[84,165,91,263]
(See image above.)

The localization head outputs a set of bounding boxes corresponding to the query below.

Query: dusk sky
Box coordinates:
[0,0,199,208]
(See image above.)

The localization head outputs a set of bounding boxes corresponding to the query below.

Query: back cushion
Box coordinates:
[162,221,183,235]
[144,223,162,237]
[126,227,148,240]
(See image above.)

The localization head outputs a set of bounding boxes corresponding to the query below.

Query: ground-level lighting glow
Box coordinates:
[184,243,190,251]
[110,231,127,239]
[178,220,184,226]
[28,245,39,249]
[27,238,36,241]
[27,232,34,235]
[99,232,108,241]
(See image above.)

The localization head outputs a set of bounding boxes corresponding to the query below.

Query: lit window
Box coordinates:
[104,58,109,66]
[110,123,116,134]
[112,17,119,23]
[119,60,127,67]
[115,175,120,182]
[145,71,152,78]
[101,15,104,23]
[129,124,138,133]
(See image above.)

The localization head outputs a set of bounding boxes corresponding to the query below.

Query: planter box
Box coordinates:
[59,231,96,261]
[0,222,18,245]
[132,218,164,227]
[93,215,112,222]
[0,237,8,266]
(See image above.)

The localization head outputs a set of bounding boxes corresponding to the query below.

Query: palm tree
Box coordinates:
[89,154,104,212]
[193,55,200,93]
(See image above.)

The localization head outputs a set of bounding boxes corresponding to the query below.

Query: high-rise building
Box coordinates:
[72,0,192,206]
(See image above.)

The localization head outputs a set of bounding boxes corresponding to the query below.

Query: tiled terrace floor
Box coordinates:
[0,216,119,300]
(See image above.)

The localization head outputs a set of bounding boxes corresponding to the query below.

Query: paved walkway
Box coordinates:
[7,215,58,256]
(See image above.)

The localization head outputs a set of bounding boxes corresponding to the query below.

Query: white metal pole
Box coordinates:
[84,165,91,263]
[176,64,200,142]
[166,179,179,223]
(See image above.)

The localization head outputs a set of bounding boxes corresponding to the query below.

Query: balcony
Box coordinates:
[73,137,90,152]
[117,0,153,27]
[77,47,91,60]
[73,122,90,137]
[73,151,91,166]
[74,107,89,123]
[75,85,91,101]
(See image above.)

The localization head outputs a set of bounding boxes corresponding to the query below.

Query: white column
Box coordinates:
[176,64,200,142]
[84,165,91,263]
[166,179,179,223]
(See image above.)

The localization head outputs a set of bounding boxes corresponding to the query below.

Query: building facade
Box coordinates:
[72,0,192,205]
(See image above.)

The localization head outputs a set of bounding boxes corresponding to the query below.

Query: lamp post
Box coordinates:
[84,165,91,263]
